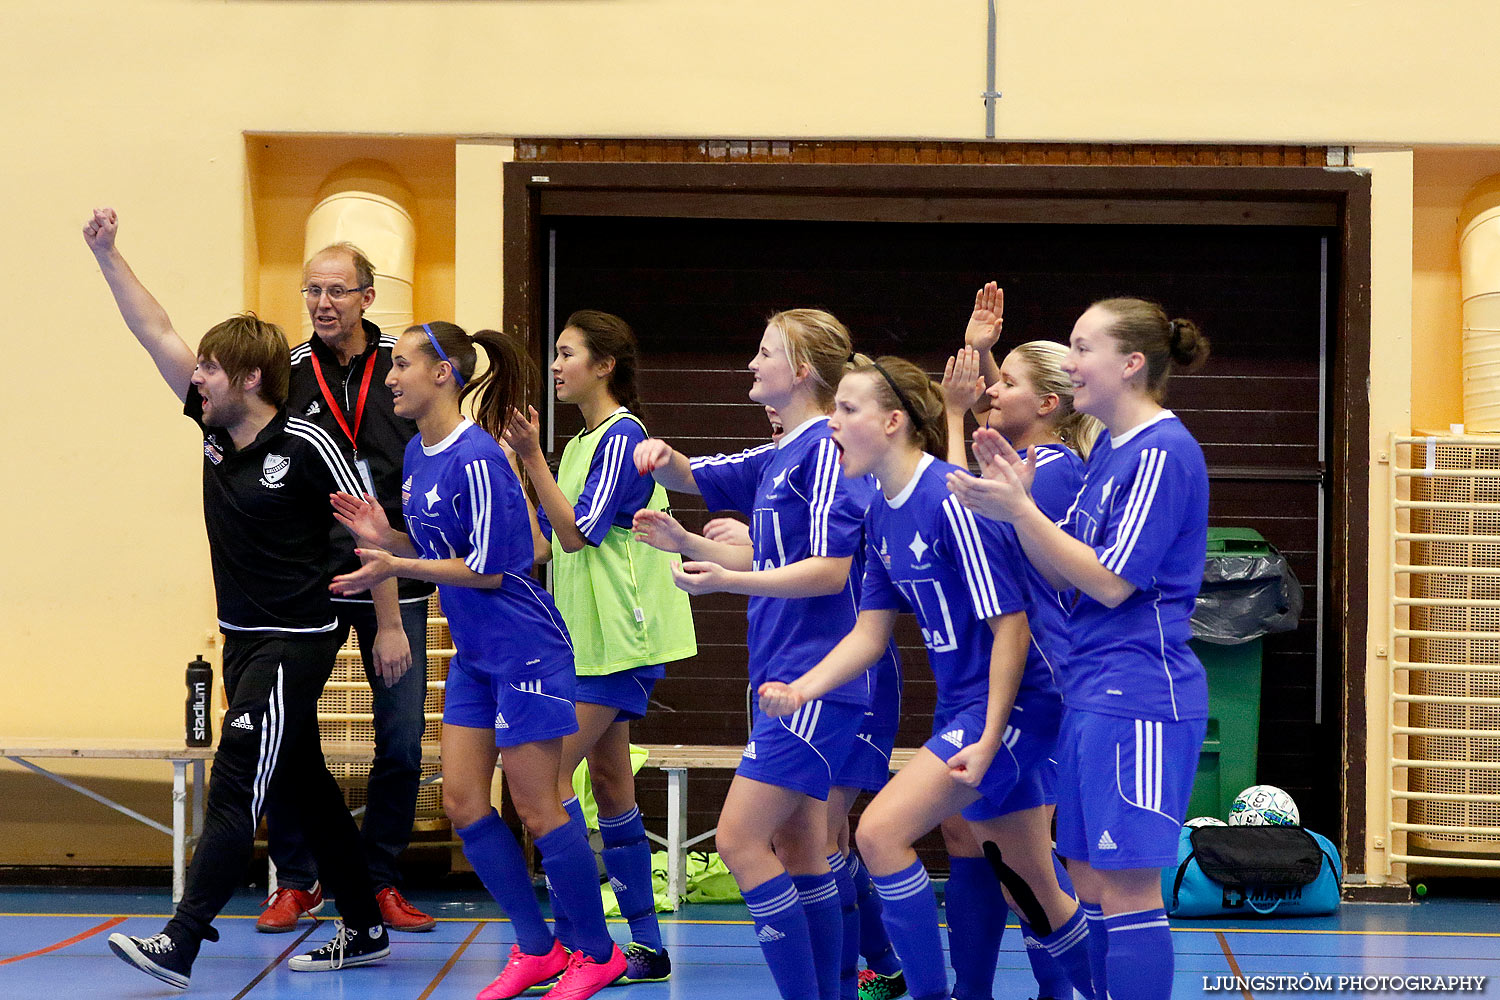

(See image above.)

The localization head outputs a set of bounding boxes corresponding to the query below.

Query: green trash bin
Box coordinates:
[1185,527,1270,823]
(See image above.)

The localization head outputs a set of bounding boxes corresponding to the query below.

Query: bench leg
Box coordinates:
[172,762,186,904]
[191,760,205,848]
[664,767,687,911]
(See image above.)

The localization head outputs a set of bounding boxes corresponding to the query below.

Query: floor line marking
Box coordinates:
[418,921,486,1000]
[1216,930,1255,1000]
[228,919,320,1000]
[0,916,125,965]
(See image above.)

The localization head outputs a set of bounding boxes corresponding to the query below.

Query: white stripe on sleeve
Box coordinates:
[285,417,363,495]
[941,496,1003,618]
[576,432,628,537]
[807,438,839,556]
[463,460,493,572]
[1099,449,1166,574]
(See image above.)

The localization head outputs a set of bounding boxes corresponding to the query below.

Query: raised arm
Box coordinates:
[82,208,197,401]
[964,282,1005,394]
[940,347,985,466]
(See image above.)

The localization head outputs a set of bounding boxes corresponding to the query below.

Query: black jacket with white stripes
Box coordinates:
[287,319,432,603]
[187,386,368,634]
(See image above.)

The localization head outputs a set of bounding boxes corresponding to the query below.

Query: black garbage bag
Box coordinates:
[1191,547,1304,645]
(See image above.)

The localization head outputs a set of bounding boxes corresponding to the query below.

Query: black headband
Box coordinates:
[865,358,922,428]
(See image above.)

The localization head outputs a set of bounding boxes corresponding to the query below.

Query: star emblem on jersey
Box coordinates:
[229,713,254,731]
[423,483,441,513]
[1097,830,1118,851]
[757,925,785,942]
[908,532,930,563]
[940,729,964,749]
[772,469,787,490]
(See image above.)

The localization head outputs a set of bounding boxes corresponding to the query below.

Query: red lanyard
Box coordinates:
[308,350,376,456]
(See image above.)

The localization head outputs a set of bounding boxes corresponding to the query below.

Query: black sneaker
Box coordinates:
[108,931,195,990]
[287,922,390,972]
[616,942,671,984]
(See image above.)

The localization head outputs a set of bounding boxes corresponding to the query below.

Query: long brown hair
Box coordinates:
[1092,298,1210,402]
[848,355,948,460]
[565,309,642,415]
[407,322,531,439]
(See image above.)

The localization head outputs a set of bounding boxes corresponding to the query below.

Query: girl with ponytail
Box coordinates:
[949,297,1211,1000]
[501,310,695,984]
[630,309,901,1000]
[758,355,1096,1000]
[330,322,627,1000]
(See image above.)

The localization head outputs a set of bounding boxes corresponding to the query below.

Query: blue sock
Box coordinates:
[945,856,1003,1000]
[1103,908,1173,1000]
[456,810,553,955]
[850,853,901,977]
[872,860,948,1000]
[1021,855,1081,999]
[795,872,844,1000]
[744,873,819,1000]
[1040,905,1096,1000]
[1019,917,1072,1000]
[600,806,662,951]
[827,853,859,1000]
[535,818,615,963]
[1082,904,1108,1000]
[546,797,587,950]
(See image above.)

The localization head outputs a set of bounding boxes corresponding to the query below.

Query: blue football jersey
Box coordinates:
[1058,411,1209,721]
[537,410,654,544]
[1028,443,1085,523]
[861,454,1061,725]
[402,420,574,679]
[690,416,873,707]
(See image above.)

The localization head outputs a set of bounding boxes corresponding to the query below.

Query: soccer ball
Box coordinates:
[1184,816,1228,828]
[1228,784,1300,826]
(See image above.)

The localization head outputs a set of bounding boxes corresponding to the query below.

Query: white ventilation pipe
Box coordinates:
[301,160,416,342]
[1459,178,1500,432]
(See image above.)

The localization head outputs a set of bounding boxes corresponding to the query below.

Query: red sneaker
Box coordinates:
[256,883,324,933]
[478,940,569,1000]
[541,945,627,1000]
[377,887,436,932]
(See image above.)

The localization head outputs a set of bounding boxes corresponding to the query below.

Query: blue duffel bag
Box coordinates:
[1163,825,1342,917]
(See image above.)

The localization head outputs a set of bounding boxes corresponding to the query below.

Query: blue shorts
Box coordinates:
[737,700,866,801]
[1038,755,1059,806]
[444,654,579,748]
[834,709,897,793]
[574,664,665,722]
[1053,707,1208,870]
[922,702,1058,823]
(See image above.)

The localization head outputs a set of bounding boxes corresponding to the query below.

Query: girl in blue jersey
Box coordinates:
[329,322,626,1000]
[501,310,695,985]
[939,337,1099,1000]
[948,299,1211,1000]
[630,309,891,1000]
[759,356,1095,1000]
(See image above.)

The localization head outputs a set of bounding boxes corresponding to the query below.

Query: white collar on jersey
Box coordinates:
[886,452,935,510]
[777,414,828,450]
[421,417,474,456]
[1109,409,1176,449]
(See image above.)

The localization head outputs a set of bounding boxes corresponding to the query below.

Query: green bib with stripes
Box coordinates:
[553,409,697,675]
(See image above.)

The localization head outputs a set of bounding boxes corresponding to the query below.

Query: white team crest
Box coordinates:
[261,453,291,486]
[424,483,441,514]
[908,532,930,564]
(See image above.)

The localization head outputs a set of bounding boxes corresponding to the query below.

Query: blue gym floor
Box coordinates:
[2,886,1497,998]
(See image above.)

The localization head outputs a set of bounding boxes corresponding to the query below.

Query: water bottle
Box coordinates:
[186,654,212,747]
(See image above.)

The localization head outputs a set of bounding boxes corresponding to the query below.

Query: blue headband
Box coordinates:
[422,323,465,388]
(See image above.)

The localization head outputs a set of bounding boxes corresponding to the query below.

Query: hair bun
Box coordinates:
[1166,317,1210,371]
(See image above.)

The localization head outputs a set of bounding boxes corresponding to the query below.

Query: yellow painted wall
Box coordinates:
[0,0,1484,865]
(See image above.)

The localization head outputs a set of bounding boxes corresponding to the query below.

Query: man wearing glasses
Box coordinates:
[257,244,438,933]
